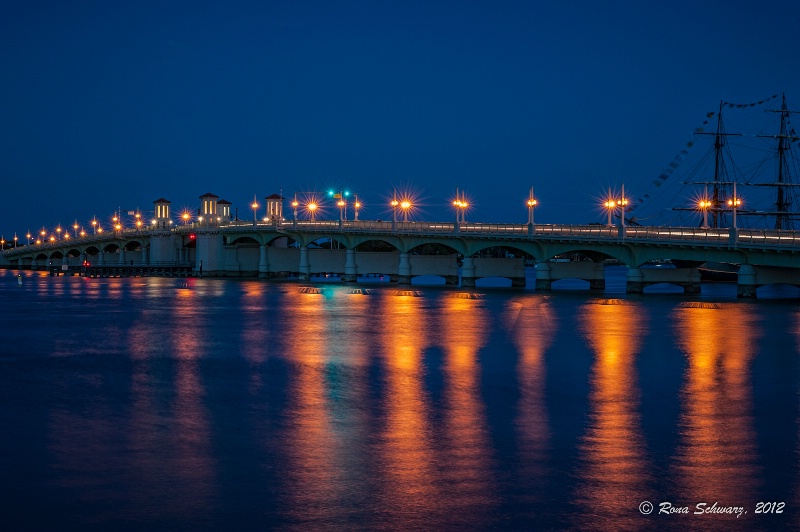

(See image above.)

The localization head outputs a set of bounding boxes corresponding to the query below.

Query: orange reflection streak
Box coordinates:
[376,293,442,524]
[239,282,268,368]
[438,296,497,515]
[279,288,369,525]
[505,297,555,478]
[576,300,651,531]
[168,283,216,519]
[672,303,761,508]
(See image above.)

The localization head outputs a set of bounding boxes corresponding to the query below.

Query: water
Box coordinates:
[1,269,799,531]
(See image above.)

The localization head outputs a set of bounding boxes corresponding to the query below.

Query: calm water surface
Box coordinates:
[1,269,799,531]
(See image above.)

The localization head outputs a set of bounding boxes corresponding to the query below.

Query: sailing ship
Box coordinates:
[671,92,800,279]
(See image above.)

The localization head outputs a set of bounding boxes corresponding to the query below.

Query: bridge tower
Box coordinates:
[196,192,224,275]
[217,199,232,221]
[149,198,181,263]
[199,192,220,225]
[265,194,284,224]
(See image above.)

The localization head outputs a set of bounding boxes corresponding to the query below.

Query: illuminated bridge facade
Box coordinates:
[2,199,800,298]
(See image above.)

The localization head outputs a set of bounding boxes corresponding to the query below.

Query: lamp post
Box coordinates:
[73,221,79,237]
[354,195,361,221]
[604,198,616,226]
[13,233,18,248]
[182,212,191,225]
[727,182,742,229]
[337,198,346,222]
[56,226,62,239]
[400,200,412,222]
[308,202,318,221]
[251,195,259,226]
[92,217,98,234]
[698,199,712,228]
[26,231,31,246]
[391,193,399,230]
[526,187,537,225]
[619,184,628,228]
[292,195,299,227]
[453,188,468,227]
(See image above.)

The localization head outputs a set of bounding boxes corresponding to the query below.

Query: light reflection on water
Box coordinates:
[672,303,762,515]
[1,270,799,529]
[575,299,653,531]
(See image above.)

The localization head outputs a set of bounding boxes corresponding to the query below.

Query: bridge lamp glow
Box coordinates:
[13,234,18,247]
[307,202,318,221]
[91,218,98,234]
[49,236,55,242]
[603,200,617,226]
[73,221,79,236]
[400,200,412,222]
[97,227,103,234]
[354,196,362,221]
[526,187,538,225]
[80,229,86,237]
[697,199,712,228]
[251,196,259,224]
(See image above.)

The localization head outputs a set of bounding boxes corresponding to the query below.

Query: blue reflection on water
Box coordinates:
[0,268,798,530]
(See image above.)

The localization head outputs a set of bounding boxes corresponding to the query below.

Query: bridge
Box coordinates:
[2,196,800,298]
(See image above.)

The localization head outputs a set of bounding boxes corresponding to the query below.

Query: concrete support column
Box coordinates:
[590,263,605,290]
[527,223,534,237]
[398,253,411,285]
[729,227,739,246]
[98,251,105,265]
[461,256,476,287]
[258,244,269,279]
[299,246,310,281]
[224,246,240,275]
[626,267,644,294]
[119,248,126,265]
[344,249,357,282]
[31,259,38,270]
[737,264,757,298]
[535,262,551,290]
[80,252,86,265]
[685,268,702,294]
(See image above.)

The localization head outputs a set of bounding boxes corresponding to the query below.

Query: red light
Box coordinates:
[189,234,196,240]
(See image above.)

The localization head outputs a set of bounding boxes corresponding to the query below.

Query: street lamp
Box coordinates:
[251,195,259,225]
[292,195,299,226]
[91,217,98,234]
[453,188,469,226]
[337,198,346,221]
[73,221,79,237]
[13,233,18,248]
[698,198,712,228]
[618,185,629,228]
[391,193,399,230]
[307,202,318,221]
[26,231,31,246]
[354,195,362,221]
[400,200,412,222]
[727,183,742,229]
[603,199,617,226]
[56,226,62,239]
[182,211,191,225]
[526,186,537,225]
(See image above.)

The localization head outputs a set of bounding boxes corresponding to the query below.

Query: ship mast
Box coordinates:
[690,101,742,228]
[757,92,799,230]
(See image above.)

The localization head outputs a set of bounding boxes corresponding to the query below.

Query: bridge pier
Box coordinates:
[299,246,310,281]
[258,244,268,279]
[398,253,411,285]
[461,256,476,287]
[626,267,644,293]
[737,264,757,298]
[590,263,605,290]
[344,249,357,282]
[535,262,551,290]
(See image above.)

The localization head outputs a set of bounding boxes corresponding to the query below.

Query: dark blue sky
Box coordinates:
[2,0,800,237]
